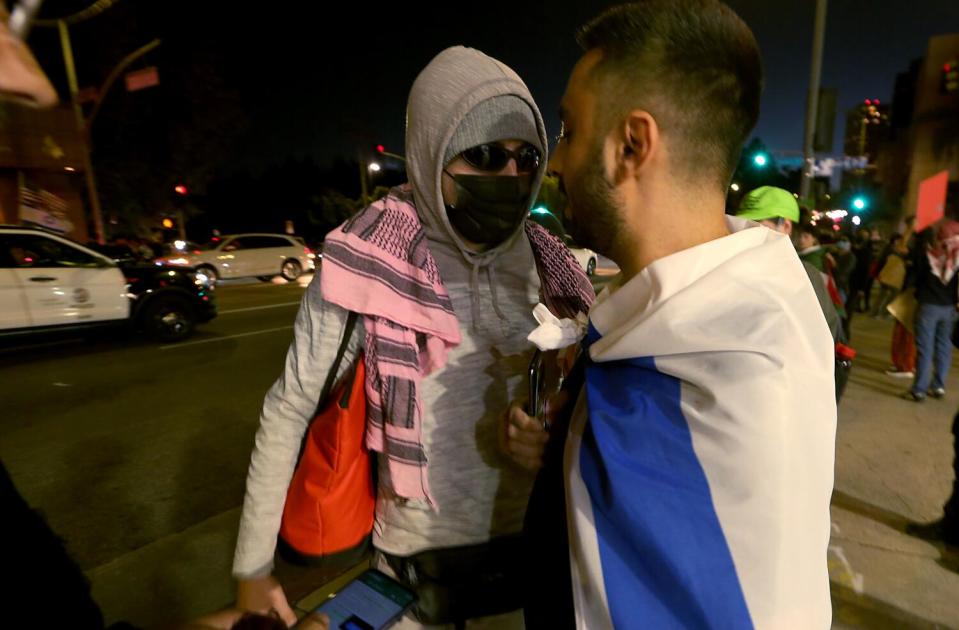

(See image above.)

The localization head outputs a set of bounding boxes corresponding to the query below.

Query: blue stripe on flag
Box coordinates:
[580,326,753,629]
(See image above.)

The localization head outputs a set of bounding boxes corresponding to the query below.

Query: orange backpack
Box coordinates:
[278,312,375,566]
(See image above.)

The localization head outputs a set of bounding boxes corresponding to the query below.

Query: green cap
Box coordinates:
[736,186,800,223]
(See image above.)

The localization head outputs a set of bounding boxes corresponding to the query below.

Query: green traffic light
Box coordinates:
[531,206,551,215]
[852,197,866,211]
[753,153,768,167]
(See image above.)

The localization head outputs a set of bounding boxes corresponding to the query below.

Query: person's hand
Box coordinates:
[501,392,570,470]
[236,575,297,627]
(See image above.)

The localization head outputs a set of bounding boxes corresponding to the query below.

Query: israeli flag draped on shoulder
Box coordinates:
[565,217,836,629]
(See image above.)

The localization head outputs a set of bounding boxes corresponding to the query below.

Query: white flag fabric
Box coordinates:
[565,217,837,629]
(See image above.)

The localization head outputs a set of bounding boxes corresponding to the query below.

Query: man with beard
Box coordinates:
[519,2,837,628]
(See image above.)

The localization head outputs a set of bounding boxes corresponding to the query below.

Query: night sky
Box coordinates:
[26,0,959,173]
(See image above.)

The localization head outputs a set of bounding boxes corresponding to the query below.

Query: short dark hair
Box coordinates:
[577,0,763,189]
[796,224,820,243]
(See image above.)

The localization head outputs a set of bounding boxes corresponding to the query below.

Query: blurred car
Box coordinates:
[155,233,316,284]
[527,207,598,276]
[564,236,598,277]
[85,242,140,265]
[0,225,216,342]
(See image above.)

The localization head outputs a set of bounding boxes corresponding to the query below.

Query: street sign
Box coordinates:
[125,66,160,92]
[916,170,950,232]
[805,156,869,177]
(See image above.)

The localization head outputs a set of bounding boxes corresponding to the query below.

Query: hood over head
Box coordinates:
[405,46,548,266]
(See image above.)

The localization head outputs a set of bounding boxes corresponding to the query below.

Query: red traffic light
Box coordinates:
[946,63,953,73]
[376,144,385,154]
[864,99,871,105]
[174,184,188,195]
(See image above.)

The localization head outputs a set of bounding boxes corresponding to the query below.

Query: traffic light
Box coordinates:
[174,184,188,195]
[852,196,867,211]
[375,144,386,154]
[943,60,958,95]
[162,217,174,229]
[752,152,769,168]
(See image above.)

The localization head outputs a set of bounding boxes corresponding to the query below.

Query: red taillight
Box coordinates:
[304,247,313,255]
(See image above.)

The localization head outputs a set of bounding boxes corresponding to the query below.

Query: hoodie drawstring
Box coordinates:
[487,264,509,321]
[468,258,511,332]
[470,262,482,330]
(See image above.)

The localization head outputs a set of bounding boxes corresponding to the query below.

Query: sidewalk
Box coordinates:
[829,314,959,629]
[290,314,959,629]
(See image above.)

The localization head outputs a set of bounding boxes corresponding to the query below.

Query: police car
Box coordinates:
[0,225,217,343]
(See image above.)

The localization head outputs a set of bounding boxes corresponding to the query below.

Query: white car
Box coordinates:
[564,235,598,276]
[156,233,316,284]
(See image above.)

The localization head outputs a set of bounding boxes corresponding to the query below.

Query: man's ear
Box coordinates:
[612,110,658,184]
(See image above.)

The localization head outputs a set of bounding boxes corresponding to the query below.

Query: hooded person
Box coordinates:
[232,46,592,628]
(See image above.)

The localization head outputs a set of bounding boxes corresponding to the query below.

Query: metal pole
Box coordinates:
[380,150,406,162]
[8,0,45,39]
[177,209,186,242]
[58,20,106,244]
[88,38,161,130]
[358,150,369,206]
[799,0,828,205]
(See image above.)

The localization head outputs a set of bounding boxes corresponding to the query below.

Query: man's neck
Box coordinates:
[615,191,730,282]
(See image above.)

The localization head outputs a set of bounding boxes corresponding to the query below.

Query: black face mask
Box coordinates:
[444,173,533,246]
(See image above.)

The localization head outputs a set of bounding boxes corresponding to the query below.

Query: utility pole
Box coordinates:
[58,19,106,244]
[36,1,140,245]
[799,0,828,205]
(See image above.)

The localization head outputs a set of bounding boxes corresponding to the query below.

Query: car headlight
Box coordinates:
[162,257,191,266]
[194,272,211,288]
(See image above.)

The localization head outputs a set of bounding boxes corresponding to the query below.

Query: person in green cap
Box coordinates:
[737,186,842,342]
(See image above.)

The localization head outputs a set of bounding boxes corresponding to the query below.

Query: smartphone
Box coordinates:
[307,569,416,630]
[528,350,546,421]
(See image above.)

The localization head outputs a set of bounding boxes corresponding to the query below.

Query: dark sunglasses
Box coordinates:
[460,143,541,173]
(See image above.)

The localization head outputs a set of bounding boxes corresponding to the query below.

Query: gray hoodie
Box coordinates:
[233,47,550,578]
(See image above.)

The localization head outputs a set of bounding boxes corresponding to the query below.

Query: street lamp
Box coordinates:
[368,162,382,173]
[730,183,741,192]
